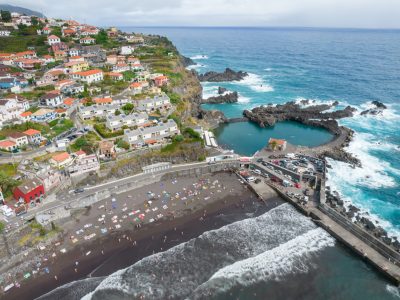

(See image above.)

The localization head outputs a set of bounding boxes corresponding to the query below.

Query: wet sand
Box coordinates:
[4,173,284,300]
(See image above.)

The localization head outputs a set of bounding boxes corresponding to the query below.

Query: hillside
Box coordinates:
[0,4,45,17]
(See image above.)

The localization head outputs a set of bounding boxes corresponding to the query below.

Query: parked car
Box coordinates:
[74,188,84,194]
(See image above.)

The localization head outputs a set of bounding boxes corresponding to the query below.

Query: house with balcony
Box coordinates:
[106,112,149,131]
[134,94,171,112]
[123,119,179,148]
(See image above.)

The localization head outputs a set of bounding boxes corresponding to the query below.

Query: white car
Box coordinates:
[152,207,158,212]
[84,223,93,228]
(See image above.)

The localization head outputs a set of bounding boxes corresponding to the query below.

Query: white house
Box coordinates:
[47,35,61,45]
[0,30,11,37]
[78,104,120,120]
[72,69,103,84]
[135,94,171,112]
[68,152,100,177]
[80,37,96,45]
[40,92,64,107]
[120,45,134,55]
[124,119,179,148]
[106,112,149,131]
[0,97,30,125]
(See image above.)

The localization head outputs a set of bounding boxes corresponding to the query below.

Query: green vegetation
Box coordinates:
[122,71,136,81]
[0,35,48,54]
[0,169,20,198]
[0,221,5,233]
[116,138,129,150]
[94,123,123,138]
[94,29,119,49]
[1,10,11,22]
[2,122,50,136]
[121,103,134,114]
[0,163,18,177]
[183,127,201,140]
[49,119,74,136]
[70,131,100,153]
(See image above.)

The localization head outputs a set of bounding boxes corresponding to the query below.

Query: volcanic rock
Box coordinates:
[202,91,239,104]
[198,68,248,82]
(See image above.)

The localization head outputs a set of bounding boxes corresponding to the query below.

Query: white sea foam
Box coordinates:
[190,54,209,60]
[236,73,274,92]
[83,204,329,300]
[326,130,400,238]
[238,95,251,103]
[193,228,334,296]
[327,132,398,189]
[386,285,400,299]
[186,63,207,71]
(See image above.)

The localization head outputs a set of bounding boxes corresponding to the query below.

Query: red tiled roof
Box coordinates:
[20,111,32,117]
[23,129,41,136]
[94,97,112,104]
[74,69,103,77]
[0,140,16,147]
[51,152,70,162]
[63,97,75,106]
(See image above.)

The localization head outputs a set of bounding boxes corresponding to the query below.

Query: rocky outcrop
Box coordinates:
[243,101,356,128]
[360,100,387,116]
[218,87,227,94]
[197,68,248,82]
[202,91,239,104]
[181,55,196,67]
[197,109,228,128]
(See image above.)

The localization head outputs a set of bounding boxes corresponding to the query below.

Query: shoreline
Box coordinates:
[4,173,283,300]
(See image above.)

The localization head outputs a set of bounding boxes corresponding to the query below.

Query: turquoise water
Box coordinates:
[215,121,333,156]
[119,27,400,299]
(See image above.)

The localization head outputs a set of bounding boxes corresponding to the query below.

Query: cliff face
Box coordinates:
[172,55,227,127]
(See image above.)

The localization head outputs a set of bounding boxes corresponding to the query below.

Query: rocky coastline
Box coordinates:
[325,188,400,251]
[360,100,388,116]
[197,68,248,82]
[202,91,239,104]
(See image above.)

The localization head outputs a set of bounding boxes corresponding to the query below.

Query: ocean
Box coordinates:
[45,27,400,299]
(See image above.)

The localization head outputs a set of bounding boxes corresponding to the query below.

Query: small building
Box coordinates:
[50,152,73,168]
[68,152,100,177]
[7,132,28,147]
[30,108,57,123]
[40,91,64,107]
[0,140,17,151]
[98,140,116,159]
[106,72,123,81]
[72,69,104,84]
[47,35,61,46]
[120,45,134,55]
[13,179,44,204]
[19,111,32,122]
[154,75,168,87]
[80,37,96,45]
[23,129,42,145]
[268,138,287,151]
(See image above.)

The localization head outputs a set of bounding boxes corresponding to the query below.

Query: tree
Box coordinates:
[0,171,19,196]
[0,221,4,233]
[116,139,129,150]
[95,29,108,45]
[114,109,121,116]
[0,10,11,22]
[121,103,134,114]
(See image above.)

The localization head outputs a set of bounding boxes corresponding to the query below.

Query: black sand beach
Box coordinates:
[4,173,283,300]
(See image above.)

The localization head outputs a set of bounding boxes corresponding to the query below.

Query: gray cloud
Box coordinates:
[7,0,400,28]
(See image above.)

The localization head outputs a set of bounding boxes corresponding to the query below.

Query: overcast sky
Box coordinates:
[8,0,400,28]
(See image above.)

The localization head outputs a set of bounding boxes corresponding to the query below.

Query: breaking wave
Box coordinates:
[192,228,334,298]
[236,73,274,92]
[190,54,209,60]
[79,204,333,300]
